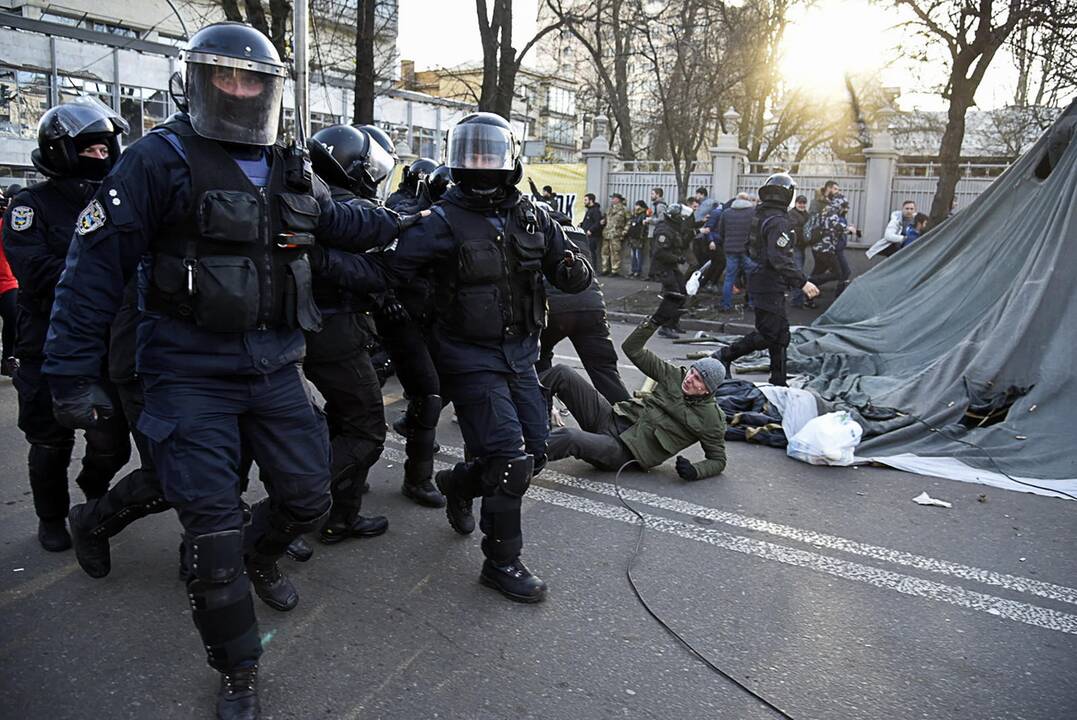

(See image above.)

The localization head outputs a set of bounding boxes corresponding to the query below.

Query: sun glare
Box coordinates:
[779,0,899,96]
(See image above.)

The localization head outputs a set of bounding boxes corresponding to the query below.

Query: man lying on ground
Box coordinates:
[542,293,727,481]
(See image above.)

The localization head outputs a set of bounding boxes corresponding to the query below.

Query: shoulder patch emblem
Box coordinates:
[776,233,791,249]
[76,200,107,236]
[9,206,33,231]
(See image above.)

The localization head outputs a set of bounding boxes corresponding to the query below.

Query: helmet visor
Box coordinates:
[363,137,397,183]
[446,123,515,171]
[50,96,129,137]
[186,63,284,145]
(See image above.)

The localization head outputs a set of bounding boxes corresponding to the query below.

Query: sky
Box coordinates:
[396,0,1032,112]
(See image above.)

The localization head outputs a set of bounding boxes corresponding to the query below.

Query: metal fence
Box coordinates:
[739,173,867,231]
[889,176,997,217]
[607,170,713,206]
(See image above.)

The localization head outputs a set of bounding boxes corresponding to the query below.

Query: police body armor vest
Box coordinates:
[435,197,547,342]
[144,120,321,333]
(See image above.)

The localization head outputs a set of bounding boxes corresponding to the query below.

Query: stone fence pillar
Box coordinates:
[582,115,617,205]
[710,108,748,202]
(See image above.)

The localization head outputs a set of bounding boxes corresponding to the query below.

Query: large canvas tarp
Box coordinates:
[788,101,1077,497]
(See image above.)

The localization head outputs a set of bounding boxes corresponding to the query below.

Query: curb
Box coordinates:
[605,310,752,336]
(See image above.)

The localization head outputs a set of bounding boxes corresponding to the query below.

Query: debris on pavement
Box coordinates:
[913,492,953,509]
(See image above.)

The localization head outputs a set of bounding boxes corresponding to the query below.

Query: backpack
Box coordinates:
[803,212,825,245]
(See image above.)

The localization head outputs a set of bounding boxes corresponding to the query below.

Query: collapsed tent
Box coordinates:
[787,100,1077,499]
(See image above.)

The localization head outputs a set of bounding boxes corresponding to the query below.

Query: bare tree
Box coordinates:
[543,0,641,159]
[894,0,1068,225]
[353,0,377,124]
[474,0,563,119]
[636,0,747,198]
[220,0,292,60]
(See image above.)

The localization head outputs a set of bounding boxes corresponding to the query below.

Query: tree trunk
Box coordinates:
[493,0,515,120]
[222,0,243,21]
[268,0,291,60]
[929,93,973,226]
[476,0,501,112]
[353,0,377,124]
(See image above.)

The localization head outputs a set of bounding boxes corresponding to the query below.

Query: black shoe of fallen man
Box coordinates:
[38,518,71,552]
[319,514,389,544]
[247,560,299,612]
[402,479,447,508]
[68,504,110,577]
[285,535,313,562]
[392,413,412,439]
[217,664,260,720]
[479,559,548,604]
[434,470,475,535]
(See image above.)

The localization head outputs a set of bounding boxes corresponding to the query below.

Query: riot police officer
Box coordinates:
[304,123,399,543]
[375,162,449,509]
[387,157,437,213]
[2,98,132,552]
[715,173,819,386]
[535,202,630,405]
[651,202,694,339]
[42,23,407,720]
[382,113,592,602]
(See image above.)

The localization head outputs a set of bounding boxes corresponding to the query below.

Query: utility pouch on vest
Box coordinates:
[458,241,503,283]
[198,191,260,244]
[283,256,322,332]
[277,193,320,248]
[193,256,260,332]
[509,229,545,271]
[453,285,503,341]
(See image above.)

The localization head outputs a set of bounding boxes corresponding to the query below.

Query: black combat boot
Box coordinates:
[479,558,548,603]
[434,469,475,535]
[319,511,388,544]
[68,504,109,576]
[285,535,313,562]
[38,519,71,552]
[401,457,446,508]
[217,664,260,720]
[246,558,298,612]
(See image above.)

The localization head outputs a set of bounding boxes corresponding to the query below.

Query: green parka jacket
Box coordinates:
[613,321,727,478]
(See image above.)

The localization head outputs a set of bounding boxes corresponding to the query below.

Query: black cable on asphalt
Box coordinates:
[610,460,798,720]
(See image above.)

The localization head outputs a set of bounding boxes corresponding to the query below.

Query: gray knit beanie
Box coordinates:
[690,357,727,394]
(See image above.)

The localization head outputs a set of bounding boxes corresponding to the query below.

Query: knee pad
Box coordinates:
[481,454,534,499]
[187,529,245,585]
[411,394,443,430]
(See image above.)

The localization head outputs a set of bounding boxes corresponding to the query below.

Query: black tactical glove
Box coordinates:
[397,211,425,233]
[376,293,410,324]
[49,376,114,430]
[651,291,686,326]
[554,250,592,290]
[675,455,700,482]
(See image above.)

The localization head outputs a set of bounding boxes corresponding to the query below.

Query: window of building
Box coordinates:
[546,116,574,146]
[546,85,576,116]
[414,126,439,159]
[59,77,112,109]
[282,109,342,140]
[0,68,51,139]
[120,86,171,141]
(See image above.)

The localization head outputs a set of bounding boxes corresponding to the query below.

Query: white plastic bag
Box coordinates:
[786,411,863,466]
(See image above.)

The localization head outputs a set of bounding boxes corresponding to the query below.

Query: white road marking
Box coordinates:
[384,440,1077,614]
[382,448,1077,636]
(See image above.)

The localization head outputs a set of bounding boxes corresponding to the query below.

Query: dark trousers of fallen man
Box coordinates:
[542,365,636,471]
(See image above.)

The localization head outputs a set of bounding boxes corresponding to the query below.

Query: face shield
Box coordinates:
[184,54,286,145]
[45,96,129,139]
[362,137,397,185]
[446,123,516,170]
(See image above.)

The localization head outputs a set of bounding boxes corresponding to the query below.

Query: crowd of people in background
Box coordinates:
[541,177,937,314]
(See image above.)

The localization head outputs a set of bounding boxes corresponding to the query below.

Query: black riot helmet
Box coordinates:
[403,157,438,192]
[356,125,399,162]
[418,164,452,204]
[182,22,287,145]
[308,124,396,199]
[32,97,128,180]
[758,172,796,207]
[446,112,522,195]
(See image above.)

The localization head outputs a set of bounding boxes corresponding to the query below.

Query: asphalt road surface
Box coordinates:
[1,321,1074,720]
